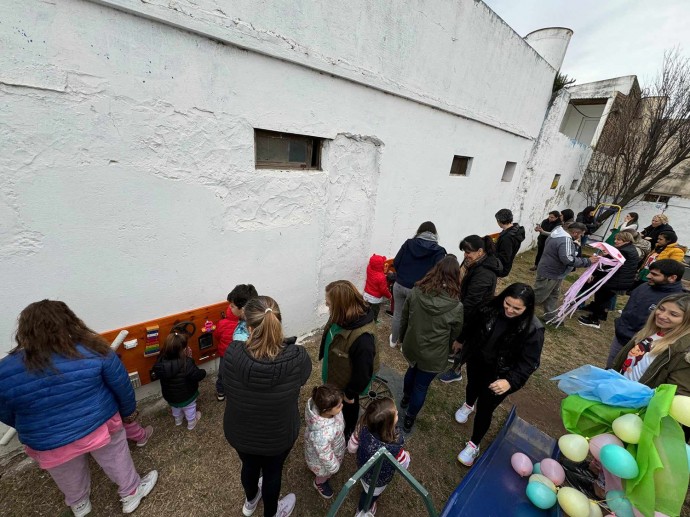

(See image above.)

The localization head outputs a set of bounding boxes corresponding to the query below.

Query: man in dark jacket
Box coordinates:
[534,223,600,319]
[495,208,525,278]
[605,259,686,368]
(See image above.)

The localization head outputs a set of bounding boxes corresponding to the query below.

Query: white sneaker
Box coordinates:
[121,470,158,514]
[454,403,474,424]
[275,493,296,517]
[242,477,263,516]
[457,441,480,466]
[187,411,201,430]
[389,334,396,348]
[71,498,91,517]
[174,415,183,426]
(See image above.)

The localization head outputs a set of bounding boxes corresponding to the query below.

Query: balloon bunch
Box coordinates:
[511,452,603,516]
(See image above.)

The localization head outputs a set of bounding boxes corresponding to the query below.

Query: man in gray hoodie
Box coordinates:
[534,222,600,318]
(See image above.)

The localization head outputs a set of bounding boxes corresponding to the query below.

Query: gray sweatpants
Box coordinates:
[533,276,563,317]
[391,282,411,343]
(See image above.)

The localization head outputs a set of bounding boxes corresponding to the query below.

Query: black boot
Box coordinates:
[403,414,415,433]
[400,395,410,409]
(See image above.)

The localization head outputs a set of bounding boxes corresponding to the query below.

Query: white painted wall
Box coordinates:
[0,0,563,358]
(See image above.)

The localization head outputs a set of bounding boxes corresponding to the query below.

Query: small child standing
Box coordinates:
[214,301,240,401]
[228,284,258,343]
[348,397,410,517]
[363,254,392,322]
[152,331,207,430]
[123,410,154,447]
[304,385,346,499]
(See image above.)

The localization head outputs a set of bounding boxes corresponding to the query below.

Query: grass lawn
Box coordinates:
[1,250,686,516]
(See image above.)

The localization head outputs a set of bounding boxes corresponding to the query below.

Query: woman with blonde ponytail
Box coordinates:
[612,293,690,397]
[222,296,312,517]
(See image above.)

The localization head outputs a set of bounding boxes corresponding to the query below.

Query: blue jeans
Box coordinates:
[403,365,438,418]
[215,356,225,395]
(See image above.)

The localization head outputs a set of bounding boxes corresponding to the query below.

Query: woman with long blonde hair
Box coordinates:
[612,293,690,396]
[222,296,312,517]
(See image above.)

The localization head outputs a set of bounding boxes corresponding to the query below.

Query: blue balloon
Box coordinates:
[686,444,690,467]
[606,490,634,517]
[526,481,557,509]
[532,462,541,475]
[600,444,639,479]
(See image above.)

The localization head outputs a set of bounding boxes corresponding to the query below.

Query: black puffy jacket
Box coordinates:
[223,338,312,455]
[641,223,673,248]
[605,243,639,291]
[152,356,206,405]
[460,255,503,318]
[463,308,544,391]
[495,224,526,277]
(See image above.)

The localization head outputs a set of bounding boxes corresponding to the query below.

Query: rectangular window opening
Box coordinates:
[550,174,561,189]
[255,129,322,170]
[501,161,516,182]
[570,179,579,190]
[450,155,473,176]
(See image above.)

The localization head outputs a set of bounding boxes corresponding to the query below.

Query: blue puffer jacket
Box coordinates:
[0,346,136,451]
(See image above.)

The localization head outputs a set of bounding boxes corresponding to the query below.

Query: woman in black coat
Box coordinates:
[223,296,312,517]
[454,283,544,466]
[439,235,503,383]
[641,214,674,248]
[577,231,640,329]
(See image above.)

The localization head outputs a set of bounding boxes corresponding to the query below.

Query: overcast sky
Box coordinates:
[483,0,690,86]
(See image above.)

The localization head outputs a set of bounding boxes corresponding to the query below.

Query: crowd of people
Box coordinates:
[0,209,688,517]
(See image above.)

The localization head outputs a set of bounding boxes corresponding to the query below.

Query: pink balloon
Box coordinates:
[511,452,533,477]
[540,458,566,486]
[603,465,623,492]
[590,433,624,461]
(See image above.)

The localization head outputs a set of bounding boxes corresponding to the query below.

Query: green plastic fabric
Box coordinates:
[561,385,689,517]
[605,227,620,246]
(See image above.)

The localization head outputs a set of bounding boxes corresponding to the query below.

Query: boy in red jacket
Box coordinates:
[215,302,239,401]
[363,254,392,322]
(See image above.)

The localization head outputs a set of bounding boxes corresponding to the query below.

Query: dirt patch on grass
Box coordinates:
[1,251,680,516]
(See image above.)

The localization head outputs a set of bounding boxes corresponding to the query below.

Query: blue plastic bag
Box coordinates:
[552,365,653,408]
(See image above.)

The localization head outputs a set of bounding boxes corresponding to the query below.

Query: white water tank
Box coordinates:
[524,28,573,71]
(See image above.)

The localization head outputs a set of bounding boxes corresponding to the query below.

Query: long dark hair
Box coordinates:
[162,331,189,360]
[13,300,111,371]
[489,283,536,331]
[416,255,461,298]
[627,212,639,224]
[459,235,496,256]
[416,221,437,236]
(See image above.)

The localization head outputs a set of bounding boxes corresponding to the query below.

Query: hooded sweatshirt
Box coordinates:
[460,255,503,317]
[303,398,346,477]
[536,226,592,279]
[496,224,526,277]
[393,232,447,288]
[400,288,464,373]
[364,254,392,300]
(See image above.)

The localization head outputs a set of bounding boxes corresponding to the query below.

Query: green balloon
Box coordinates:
[532,462,541,475]
[526,481,557,509]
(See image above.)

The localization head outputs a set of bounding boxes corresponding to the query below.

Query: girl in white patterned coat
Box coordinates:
[304,384,346,499]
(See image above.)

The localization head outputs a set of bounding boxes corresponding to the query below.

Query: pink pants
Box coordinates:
[46,428,140,507]
[124,421,147,442]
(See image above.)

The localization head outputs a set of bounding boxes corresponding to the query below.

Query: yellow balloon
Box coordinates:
[557,487,590,517]
[588,500,603,517]
[612,413,643,444]
[558,434,589,462]
[529,473,557,493]
[670,396,690,427]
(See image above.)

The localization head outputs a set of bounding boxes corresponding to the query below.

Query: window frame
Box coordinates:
[254,129,323,170]
[449,155,473,177]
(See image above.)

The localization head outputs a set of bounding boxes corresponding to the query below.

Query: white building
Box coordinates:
[2,0,648,450]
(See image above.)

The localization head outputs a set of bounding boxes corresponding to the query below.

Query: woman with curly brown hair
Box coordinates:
[0,300,157,516]
[399,255,464,432]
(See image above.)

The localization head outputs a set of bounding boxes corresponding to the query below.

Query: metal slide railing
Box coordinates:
[326,446,438,517]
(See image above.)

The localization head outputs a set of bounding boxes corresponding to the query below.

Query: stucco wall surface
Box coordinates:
[90,0,556,139]
[514,89,592,251]
[0,0,553,356]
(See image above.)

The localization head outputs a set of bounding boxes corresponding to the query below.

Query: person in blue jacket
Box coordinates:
[0,300,158,517]
[390,221,446,347]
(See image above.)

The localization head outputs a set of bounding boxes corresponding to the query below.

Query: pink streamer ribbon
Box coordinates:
[547,242,626,327]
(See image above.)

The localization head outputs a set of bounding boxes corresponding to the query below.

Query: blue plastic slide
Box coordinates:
[441,406,562,516]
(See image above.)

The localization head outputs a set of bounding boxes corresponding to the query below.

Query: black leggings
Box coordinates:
[342,395,361,440]
[465,358,510,446]
[237,447,292,517]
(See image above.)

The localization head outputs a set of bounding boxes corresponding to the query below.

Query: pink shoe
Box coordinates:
[136,426,154,447]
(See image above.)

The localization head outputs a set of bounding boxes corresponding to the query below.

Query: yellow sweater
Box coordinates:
[657,243,686,263]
